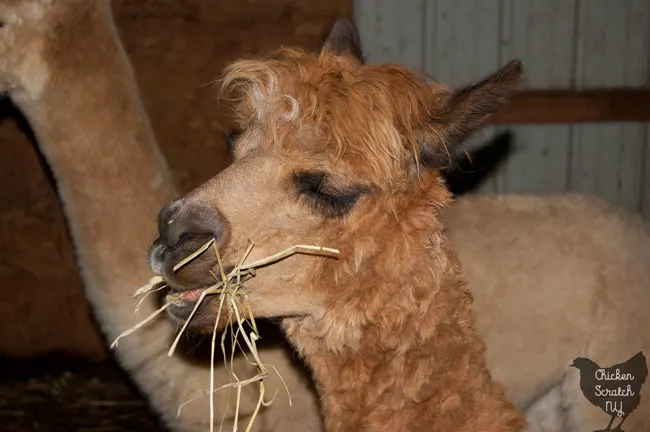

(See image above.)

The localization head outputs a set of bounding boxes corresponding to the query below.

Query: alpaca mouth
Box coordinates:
[163,264,235,321]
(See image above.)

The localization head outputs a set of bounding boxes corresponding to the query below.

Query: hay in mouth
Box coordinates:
[110,239,339,432]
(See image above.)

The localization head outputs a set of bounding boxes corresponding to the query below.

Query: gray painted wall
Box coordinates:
[354,0,650,217]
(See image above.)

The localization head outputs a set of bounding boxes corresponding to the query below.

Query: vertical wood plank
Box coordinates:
[422,0,503,193]
[354,0,379,61]
[492,0,576,194]
[495,125,573,193]
[570,0,650,213]
[504,0,577,88]
[574,0,649,89]
[642,127,650,218]
[355,0,425,68]
[423,0,501,85]
[638,7,650,219]
[572,125,647,209]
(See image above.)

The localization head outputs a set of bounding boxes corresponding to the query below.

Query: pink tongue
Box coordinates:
[180,288,203,303]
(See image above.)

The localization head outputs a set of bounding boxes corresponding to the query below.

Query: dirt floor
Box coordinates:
[0,355,167,432]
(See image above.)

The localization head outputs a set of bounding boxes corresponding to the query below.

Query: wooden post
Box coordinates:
[489,89,650,124]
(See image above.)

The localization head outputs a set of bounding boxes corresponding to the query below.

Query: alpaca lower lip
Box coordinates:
[163,264,236,313]
[166,287,205,307]
[165,289,206,323]
[166,298,200,322]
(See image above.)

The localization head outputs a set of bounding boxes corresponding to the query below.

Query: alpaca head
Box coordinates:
[147,19,523,335]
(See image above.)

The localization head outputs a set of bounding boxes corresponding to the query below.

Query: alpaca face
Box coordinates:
[147,20,523,333]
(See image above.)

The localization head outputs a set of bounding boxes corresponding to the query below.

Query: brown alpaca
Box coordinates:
[2,2,649,432]
[147,19,526,431]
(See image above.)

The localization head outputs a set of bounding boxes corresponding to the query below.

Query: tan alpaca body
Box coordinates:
[447,193,650,432]
[0,2,647,432]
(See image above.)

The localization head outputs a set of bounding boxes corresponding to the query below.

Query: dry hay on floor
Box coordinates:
[0,353,168,432]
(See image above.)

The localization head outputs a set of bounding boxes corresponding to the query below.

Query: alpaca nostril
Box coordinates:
[157,199,224,248]
[162,218,185,248]
[158,200,183,247]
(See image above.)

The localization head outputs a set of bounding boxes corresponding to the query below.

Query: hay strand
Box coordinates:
[110,303,170,349]
[237,244,339,271]
[132,276,165,298]
[133,284,167,316]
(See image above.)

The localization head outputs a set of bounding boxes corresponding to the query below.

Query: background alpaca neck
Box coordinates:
[8,4,216,428]
[14,7,177,349]
[283,226,525,432]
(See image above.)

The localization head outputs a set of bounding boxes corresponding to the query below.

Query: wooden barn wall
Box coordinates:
[354,0,650,217]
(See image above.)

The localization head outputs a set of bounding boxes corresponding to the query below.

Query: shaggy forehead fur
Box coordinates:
[220,48,451,188]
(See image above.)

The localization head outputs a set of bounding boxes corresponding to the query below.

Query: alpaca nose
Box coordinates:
[157,199,224,248]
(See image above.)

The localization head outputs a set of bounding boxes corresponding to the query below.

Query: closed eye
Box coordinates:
[294,171,368,217]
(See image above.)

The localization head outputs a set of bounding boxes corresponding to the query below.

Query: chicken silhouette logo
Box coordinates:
[571,351,647,431]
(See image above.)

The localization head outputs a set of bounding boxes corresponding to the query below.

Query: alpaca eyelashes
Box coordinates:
[294,171,367,218]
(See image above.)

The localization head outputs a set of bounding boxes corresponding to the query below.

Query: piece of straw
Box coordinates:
[133,275,165,298]
[133,284,167,316]
[110,302,170,349]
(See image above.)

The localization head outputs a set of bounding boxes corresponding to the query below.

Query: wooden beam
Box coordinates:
[488,89,650,124]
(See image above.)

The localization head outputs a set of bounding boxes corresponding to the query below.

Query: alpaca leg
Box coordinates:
[604,415,618,431]
[0,1,322,431]
[611,414,627,432]
[522,383,566,432]
[560,372,615,432]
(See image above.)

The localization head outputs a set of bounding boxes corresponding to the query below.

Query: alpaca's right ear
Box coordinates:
[321,18,365,63]
[418,60,523,168]
[437,60,523,146]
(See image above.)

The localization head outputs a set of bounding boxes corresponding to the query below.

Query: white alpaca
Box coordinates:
[0,2,647,431]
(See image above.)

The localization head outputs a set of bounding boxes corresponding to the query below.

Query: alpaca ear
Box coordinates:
[321,18,365,63]
[421,60,523,167]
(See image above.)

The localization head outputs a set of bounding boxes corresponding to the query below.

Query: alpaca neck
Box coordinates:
[283,234,524,432]
[16,33,176,329]
[9,7,202,427]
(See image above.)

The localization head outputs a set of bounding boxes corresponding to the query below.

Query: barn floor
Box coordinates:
[0,354,167,432]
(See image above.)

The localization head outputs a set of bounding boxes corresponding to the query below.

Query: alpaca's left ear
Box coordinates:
[421,60,523,167]
[321,18,365,63]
